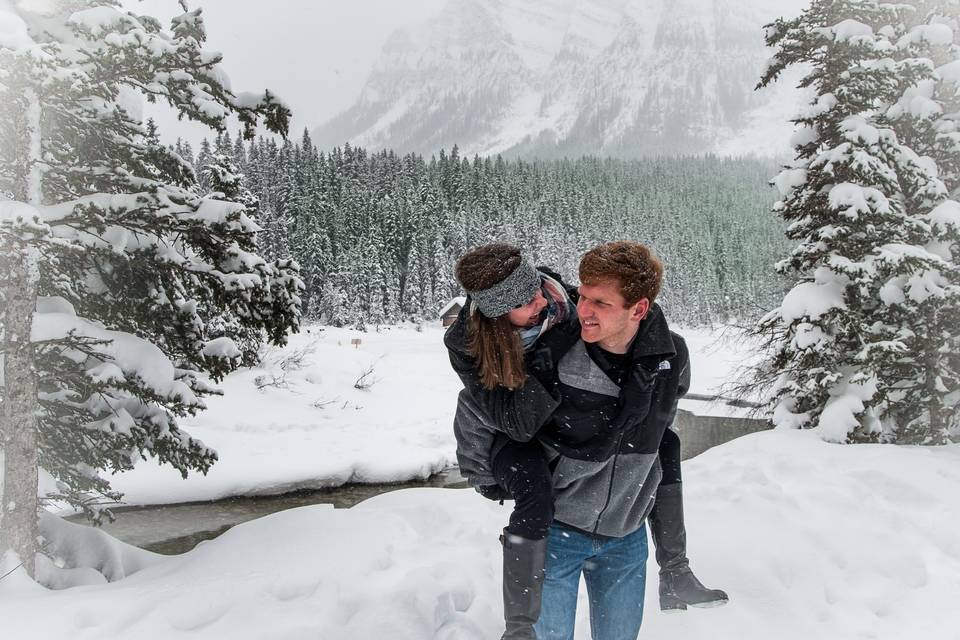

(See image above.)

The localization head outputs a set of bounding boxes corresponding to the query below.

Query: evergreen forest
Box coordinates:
[182,130,788,326]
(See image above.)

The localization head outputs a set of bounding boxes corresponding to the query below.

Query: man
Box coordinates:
[531,241,718,639]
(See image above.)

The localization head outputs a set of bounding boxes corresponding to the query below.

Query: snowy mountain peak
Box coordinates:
[312,0,810,158]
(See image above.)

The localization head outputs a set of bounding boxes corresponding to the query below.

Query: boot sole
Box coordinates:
[689,599,729,609]
[660,598,729,611]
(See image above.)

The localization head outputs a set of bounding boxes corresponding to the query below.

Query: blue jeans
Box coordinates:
[534,523,648,640]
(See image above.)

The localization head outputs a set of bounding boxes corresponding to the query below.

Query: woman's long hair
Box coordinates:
[455,244,528,391]
[467,310,526,390]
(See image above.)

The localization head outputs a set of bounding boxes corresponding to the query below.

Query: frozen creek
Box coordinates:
[69,469,468,555]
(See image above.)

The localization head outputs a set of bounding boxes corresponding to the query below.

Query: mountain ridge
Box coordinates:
[312,0,809,158]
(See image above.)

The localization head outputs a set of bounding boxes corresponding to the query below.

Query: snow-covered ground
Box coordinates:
[106,325,461,505]
[105,323,749,506]
[3,428,958,639]
[4,323,956,639]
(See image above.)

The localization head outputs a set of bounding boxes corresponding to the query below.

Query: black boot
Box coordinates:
[649,483,729,611]
[500,529,547,640]
[659,569,729,611]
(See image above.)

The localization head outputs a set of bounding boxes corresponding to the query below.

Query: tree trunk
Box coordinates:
[1,245,39,578]
[1,86,42,578]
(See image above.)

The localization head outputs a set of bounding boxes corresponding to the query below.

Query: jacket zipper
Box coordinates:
[592,430,626,534]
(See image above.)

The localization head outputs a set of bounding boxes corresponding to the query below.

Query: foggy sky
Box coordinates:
[128,0,446,145]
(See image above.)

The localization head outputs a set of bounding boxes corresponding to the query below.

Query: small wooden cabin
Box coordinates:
[439,296,467,327]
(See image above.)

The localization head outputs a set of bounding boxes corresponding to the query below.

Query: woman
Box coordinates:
[444,243,726,640]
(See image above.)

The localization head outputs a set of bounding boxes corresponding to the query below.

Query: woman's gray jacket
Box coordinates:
[443,295,578,488]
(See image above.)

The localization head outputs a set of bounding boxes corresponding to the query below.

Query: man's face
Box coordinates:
[507,288,547,328]
[577,279,649,354]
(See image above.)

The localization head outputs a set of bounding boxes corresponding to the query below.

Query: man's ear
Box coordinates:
[632,298,650,321]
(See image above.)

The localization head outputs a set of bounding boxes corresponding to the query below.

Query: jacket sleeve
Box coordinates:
[447,337,560,442]
[453,389,498,487]
[657,334,689,485]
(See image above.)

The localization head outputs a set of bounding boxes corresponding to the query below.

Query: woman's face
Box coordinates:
[506,288,547,328]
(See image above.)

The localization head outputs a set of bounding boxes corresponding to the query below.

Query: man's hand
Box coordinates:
[527,344,559,394]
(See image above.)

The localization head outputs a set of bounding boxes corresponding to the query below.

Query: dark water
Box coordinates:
[68,469,468,555]
[67,410,768,556]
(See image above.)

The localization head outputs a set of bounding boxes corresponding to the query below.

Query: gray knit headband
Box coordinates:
[468,257,541,318]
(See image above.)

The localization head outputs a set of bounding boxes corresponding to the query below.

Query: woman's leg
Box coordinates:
[493,438,554,540]
[492,438,554,640]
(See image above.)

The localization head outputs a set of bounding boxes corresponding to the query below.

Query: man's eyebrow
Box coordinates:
[578,289,610,304]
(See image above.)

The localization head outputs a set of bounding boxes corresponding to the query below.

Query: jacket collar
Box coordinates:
[625,303,676,360]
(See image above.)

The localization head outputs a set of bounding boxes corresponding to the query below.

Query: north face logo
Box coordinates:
[658,360,671,371]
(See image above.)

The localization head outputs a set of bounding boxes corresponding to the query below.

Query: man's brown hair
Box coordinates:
[579,241,663,306]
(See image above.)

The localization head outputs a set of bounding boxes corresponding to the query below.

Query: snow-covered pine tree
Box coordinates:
[195,138,214,193]
[756,0,960,444]
[401,238,426,318]
[0,0,299,577]
[316,279,351,327]
[174,138,196,170]
[285,130,327,319]
[889,1,960,195]
[231,132,247,176]
[291,203,329,321]
[202,152,300,366]
[879,0,960,442]
[214,130,232,158]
